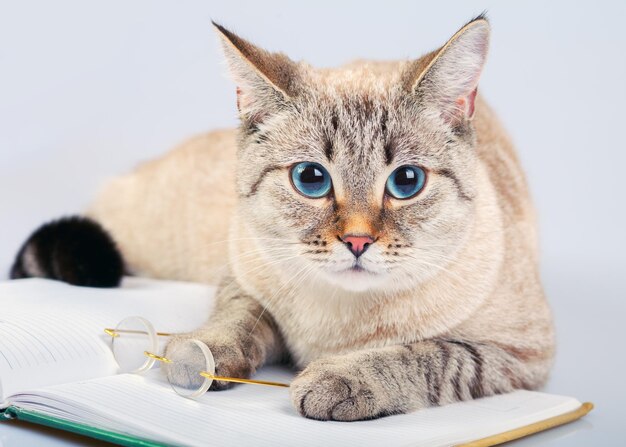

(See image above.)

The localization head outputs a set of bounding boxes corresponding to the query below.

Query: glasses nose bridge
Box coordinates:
[144,350,172,364]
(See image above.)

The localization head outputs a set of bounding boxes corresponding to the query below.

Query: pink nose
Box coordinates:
[340,234,375,258]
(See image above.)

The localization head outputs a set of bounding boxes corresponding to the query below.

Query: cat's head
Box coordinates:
[217,17,490,293]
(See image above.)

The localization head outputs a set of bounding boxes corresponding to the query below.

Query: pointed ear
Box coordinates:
[212,22,301,125]
[407,17,490,124]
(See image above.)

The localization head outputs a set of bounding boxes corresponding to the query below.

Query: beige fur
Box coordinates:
[88,17,554,421]
[89,130,237,284]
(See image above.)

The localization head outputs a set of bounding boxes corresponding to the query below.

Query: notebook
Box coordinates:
[0,278,593,447]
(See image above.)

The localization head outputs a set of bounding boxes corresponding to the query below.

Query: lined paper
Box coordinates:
[11,368,582,447]
[0,313,108,369]
[0,277,216,400]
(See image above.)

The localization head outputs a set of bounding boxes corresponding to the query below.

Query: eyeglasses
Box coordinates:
[104,316,289,399]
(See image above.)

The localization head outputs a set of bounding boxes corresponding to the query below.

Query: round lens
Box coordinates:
[111,316,158,374]
[163,339,215,399]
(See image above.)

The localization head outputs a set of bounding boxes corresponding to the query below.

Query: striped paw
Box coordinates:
[290,358,390,421]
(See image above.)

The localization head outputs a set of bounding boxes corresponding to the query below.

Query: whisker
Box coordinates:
[245,262,318,341]
[214,252,306,291]
[209,247,298,276]
[401,255,466,283]
[201,236,302,249]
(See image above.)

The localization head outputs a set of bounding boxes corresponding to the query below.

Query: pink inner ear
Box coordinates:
[234,86,268,126]
[451,87,478,122]
[466,87,477,118]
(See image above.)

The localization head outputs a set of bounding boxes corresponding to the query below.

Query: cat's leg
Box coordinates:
[165,275,285,390]
[290,339,551,421]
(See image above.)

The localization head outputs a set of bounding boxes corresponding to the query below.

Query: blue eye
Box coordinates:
[386,165,427,199]
[290,162,332,198]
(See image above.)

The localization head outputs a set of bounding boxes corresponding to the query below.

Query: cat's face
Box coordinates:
[216,20,489,293]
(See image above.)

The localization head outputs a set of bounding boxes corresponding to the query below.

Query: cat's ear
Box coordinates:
[406,16,490,124]
[212,22,300,124]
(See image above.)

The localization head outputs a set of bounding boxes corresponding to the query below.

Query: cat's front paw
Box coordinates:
[290,358,388,421]
[164,335,252,391]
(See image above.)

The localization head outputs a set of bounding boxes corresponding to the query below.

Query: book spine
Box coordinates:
[0,405,15,420]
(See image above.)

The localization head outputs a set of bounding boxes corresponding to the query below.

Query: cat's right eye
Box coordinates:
[290,162,332,198]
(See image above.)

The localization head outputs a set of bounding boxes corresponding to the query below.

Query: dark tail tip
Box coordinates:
[10,216,124,288]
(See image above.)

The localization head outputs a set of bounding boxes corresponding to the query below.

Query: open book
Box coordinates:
[0,278,592,446]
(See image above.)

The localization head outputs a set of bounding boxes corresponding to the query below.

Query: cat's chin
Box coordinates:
[323,266,388,293]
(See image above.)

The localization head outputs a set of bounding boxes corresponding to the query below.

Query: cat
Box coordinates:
[11,15,555,421]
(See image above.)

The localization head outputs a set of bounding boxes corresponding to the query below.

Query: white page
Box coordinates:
[10,367,582,447]
[0,277,215,401]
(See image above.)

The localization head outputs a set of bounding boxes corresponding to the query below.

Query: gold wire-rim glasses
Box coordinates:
[104,323,289,391]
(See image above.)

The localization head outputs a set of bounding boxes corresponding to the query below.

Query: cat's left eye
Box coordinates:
[386,165,427,200]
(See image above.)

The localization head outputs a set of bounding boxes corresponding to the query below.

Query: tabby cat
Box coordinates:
[11,16,554,421]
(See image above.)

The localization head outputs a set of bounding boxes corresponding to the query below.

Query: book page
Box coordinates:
[9,367,583,447]
[0,277,215,401]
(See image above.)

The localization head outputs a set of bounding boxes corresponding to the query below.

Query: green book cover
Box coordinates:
[1,405,167,447]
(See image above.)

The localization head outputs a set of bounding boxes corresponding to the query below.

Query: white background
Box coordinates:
[1,1,624,445]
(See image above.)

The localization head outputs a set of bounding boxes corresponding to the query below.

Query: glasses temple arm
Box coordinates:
[104,328,172,337]
[142,351,290,388]
[199,371,289,388]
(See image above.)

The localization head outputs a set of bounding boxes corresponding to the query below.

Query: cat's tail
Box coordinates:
[10,216,124,287]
